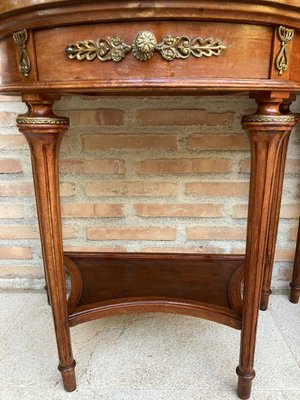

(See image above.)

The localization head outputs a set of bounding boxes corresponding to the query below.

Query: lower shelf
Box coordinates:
[65,252,244,330]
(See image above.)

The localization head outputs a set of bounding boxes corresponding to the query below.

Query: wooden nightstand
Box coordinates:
[0,1,299,398]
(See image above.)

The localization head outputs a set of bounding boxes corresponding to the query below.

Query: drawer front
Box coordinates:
[34,21,272,83]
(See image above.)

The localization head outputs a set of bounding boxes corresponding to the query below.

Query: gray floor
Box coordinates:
[0,293,299,400]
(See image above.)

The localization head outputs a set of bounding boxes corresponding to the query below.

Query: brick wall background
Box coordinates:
[0,94,299,292]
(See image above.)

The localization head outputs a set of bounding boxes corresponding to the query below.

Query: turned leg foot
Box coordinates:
[58,360,77,392]
[260,289,272,311]
[236,367,255,400]
[290,216,300,304]
[289,283,300,304]
[45,284,51,306]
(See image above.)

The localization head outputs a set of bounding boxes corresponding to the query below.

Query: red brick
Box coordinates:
[0,266,44,279]
[141,246,226,253]
[281,204,300,218]
[0,95,21,102]
[61,203,124,218]
[138,110,234,127]
[0,159,22,173]
[232,204,248,218]
[60,182,76,197]
[0,182,34,196]
[186,182,249,197]
[60,159,125,174]
[0,135,27,150]
[0,247,32,259]
[0,204,24,218]
[188,134,249,150]
[134,203,224,218]
[60,136,71,152]
[290,227,298,241]
[82,134,178,151]
[64,245,127,252]
[137,159,230,174]
[0,111,18,127]
[85,181,177,197]
[0,225,77,239]
[275,248,296,262]
[67,109,124,126]
[87,227,176,241]
[187,226,246,241]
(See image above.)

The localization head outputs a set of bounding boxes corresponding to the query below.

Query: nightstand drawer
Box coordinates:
[34,21,272,84]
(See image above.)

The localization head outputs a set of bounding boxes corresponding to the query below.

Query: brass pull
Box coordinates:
[65,31,226,63]
[132,31,157,61]
[13,29,31,77]
[276,26,294,75]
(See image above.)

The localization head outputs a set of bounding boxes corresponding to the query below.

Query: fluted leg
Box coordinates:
[290,217,300,303]
[260,98,296,310]
[259,134,289,310]
[237,96,297,399]
[17,94,76,392]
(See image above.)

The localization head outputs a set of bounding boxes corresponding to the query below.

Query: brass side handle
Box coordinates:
[276,26,295,75]
[13,29,31,77]
[65,31,226,63]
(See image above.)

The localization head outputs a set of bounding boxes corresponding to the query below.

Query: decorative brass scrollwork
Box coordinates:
[276,26,294,75]
[65,36,132,63]
[13,29,31,77]
[65,31,226,63]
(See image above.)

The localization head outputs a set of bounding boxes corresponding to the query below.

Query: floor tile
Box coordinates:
[0,292,31,326]
[269,295,300,366]
[0,387,51,400]
[0,293,299,400]
[0,293,58,389]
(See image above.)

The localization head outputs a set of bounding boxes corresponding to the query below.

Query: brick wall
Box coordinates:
[0,94,299,291]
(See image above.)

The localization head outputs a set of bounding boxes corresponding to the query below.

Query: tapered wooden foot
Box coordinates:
[260,289,272,311]
[236,367,255,400]
[58,360,77,392]
[290,286,300,304]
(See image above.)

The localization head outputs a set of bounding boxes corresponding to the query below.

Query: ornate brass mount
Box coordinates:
[16,116,69,125]
[13,29,31,77]
[276,26,294,75]
[65,31,226,63]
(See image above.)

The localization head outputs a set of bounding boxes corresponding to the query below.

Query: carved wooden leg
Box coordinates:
[259,134,289,310]
[290,216,300,303]
[237,96,297,399]
[260,98,296,310]
[17,94,76,392]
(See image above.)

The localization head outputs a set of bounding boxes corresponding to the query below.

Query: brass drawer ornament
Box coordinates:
[65,31,226,63]
[276,26,294,75]
[13,29,31,77]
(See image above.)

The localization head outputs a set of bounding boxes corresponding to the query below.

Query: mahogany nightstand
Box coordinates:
[1,1,300,398]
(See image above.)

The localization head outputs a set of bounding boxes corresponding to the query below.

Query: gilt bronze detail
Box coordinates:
[13,29,31,77]
[65,31,226,63]
[17,116,69,125]
[65,36,131,62]
[276,26,294,75]
[242,114,296,123]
